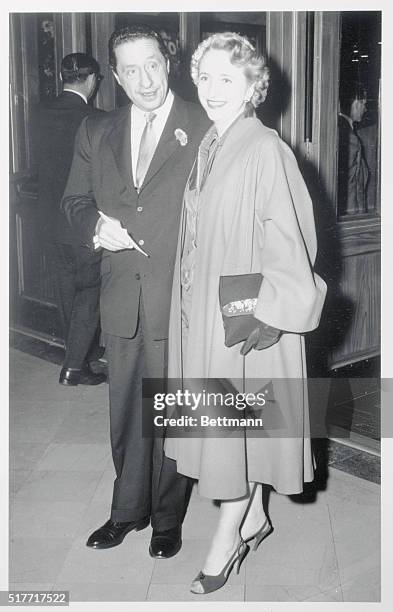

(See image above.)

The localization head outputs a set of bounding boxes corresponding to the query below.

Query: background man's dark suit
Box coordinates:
[62,94,209,532]
[34,91,104,371]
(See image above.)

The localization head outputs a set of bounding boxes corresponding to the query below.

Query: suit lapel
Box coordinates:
[108,105,134,191]
[139,95,189,192]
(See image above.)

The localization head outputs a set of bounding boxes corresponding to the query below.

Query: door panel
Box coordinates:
[10,175,61,341]
[9,13,87,343]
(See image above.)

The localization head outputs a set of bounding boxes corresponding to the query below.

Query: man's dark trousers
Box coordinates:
[53,242,101,369]
[105,295,192,528]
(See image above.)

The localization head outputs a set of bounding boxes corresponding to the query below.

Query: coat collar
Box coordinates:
[62,88,88,104]
[47,90,88,110]
[107,95,190,193]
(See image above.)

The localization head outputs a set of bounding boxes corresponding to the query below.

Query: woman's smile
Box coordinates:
[206,99,227,108]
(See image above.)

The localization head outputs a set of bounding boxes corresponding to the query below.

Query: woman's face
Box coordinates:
[197,49,253,128]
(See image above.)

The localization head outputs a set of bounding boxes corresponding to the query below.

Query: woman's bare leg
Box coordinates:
[197,482,267,577]
[240,482,268,540]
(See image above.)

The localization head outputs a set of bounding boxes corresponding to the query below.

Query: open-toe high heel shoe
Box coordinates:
[241,518,273,551]
[190,538,250,595]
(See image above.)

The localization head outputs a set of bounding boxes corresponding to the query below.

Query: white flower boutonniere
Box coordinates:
[174,128,188,146]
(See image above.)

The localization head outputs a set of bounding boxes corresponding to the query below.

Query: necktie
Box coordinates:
[135,112,157,190]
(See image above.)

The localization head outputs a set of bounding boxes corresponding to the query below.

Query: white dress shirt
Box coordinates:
[131,89,174,185]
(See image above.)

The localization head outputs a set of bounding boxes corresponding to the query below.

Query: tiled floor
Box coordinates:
[9,347,381,602]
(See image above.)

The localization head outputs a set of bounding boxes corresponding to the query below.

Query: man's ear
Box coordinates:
[113,70,120,86]
[86,73,96,97]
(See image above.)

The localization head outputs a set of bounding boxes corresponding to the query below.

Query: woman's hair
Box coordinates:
[190,32,270,107]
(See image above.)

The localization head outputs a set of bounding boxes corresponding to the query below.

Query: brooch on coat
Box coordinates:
[174,128,188,146]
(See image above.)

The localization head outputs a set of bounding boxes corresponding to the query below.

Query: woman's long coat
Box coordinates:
[165,116,327,499]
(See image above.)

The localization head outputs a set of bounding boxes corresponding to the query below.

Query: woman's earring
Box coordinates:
[245,85,255,104]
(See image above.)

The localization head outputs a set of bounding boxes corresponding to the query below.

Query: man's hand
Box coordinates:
[240,321,282,356]
[94,215,133,252]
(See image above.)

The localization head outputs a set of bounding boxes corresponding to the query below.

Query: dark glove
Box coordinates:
[240,321,282,356]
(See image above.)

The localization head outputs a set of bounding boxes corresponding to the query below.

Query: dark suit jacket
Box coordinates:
[33,91,104,244]
[62,94,210,340]
[337,114,369,215]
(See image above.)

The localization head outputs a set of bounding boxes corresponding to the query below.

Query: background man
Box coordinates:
[62,25,209,558]
[34,52,106,386]
[338,88,369,215]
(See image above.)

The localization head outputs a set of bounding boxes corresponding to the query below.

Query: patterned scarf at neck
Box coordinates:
[198,129,220,192]
[197,107,255,192]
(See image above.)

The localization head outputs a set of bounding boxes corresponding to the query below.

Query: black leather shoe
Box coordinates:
[59,366,106,386]
[86,517,150,549]
[149,526,182,559]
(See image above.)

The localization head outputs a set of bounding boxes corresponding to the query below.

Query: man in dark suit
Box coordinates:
[338,90,369,215]
[34,53,106,386]
[61,25,209,558]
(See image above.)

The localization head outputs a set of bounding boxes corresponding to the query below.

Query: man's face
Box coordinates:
[113,38,169,111]
[350,97,367,123]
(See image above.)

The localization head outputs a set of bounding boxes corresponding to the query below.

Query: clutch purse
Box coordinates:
[219,273,263,347]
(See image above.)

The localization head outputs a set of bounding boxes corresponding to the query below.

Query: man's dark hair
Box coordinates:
[60,53,100,84]
[108,24,169,73]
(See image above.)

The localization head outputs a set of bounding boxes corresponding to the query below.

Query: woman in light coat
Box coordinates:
[165,32,327,595]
